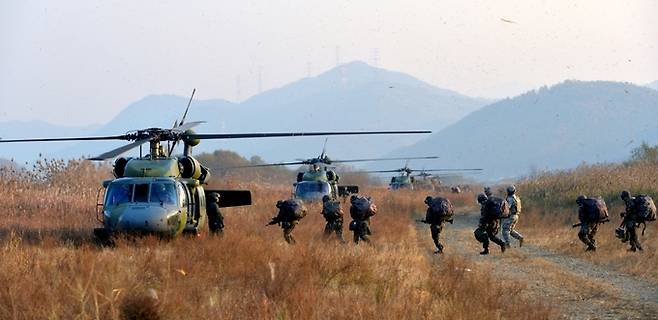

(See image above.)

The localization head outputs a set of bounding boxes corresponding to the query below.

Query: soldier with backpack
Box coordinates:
[321,195,345,243]
[349,195,377,244]
[502,185,524,248]
[474,194,507,255]
[619,191,656,252]
[267,199,307,244]
[574,195,609,252]
[418,196,454,254]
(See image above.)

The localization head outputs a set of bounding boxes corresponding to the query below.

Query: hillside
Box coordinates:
[388,81,658,179]
[1,62,488,163]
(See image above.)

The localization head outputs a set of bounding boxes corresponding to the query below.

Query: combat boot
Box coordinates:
[480,248,489,255]
[585,245,596,252]
[500,244,506,253]
[519,238,524,247]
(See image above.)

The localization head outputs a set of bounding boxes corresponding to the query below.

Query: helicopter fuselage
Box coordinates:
[389,175,414,190]
[293,169,336,202]
[96,156,250,239]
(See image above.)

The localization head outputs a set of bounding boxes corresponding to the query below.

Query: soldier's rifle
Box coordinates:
[416,219,454,224]
[571,218,610,228]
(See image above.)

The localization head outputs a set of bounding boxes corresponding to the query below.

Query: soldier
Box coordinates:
[267,199,307,244]
[419,196,454,254]
[502,185,524,248]
[576,195,598,251]
[620,191,643,252]
[349,195,377,244]
[321,195,346,242]
[207,192,224,235]
[474,194,506,255]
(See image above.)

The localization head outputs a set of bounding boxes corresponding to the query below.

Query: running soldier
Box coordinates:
[474,194,507,255]
[619,191,656,252]
[418,196,454,254]
[349,195,377,244]
[267,199,307,244]
[321,195,345,242]
[502,185,524,248]
[574,195,608,252]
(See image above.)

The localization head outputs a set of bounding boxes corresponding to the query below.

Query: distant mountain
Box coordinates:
[647,80,658,91]
[7,61,488,163]
[387,81,658,180]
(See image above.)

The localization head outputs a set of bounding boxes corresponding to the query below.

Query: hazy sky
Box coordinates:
[1,0,657,126]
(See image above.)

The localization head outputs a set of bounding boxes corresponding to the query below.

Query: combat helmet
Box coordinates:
[477,193,488,204]
[506,185,516,195]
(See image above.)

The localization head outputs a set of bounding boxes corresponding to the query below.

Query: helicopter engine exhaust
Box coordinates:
[178,156,209,181]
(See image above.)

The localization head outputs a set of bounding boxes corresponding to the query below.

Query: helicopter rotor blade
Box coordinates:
[186,130,431,140]
[172,121,205,132]
[88,139,151,161]
[363,169,406,173]
[0,135,128,143]
[417,168,483,172]
[220,161,308,169]
[168,89,198,156]
[320,137,329,159]
[178,88,196,127]
[331,156,439,164]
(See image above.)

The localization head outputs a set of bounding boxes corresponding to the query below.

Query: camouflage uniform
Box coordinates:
[268,199,306,245]
[207,193,224,235]
[621,192,643,251]
[282,221,299,245]
[578,222,598,251]
[351,219,372,244]
[430,223,444,253]
[349,195,375,244]
[321,196,345,243]
[502,192,524,247]
[475,194,506,255]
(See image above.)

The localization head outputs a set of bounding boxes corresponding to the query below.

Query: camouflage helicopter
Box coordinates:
[223,139,438,201]
[367,161,482,190]
[0,90,431,240]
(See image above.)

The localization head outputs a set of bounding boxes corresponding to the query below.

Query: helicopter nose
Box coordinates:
[116,207,182,234]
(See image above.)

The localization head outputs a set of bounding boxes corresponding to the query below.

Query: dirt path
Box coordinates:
[418,212,658,320]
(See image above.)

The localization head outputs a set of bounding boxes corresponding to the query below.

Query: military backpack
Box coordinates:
[276,199,307,222]
[633,195,657,222]
[483,197,510,220]
[322,200,342,220]
[578,197,608,223]
[350,196,377,221]
[425,197,454,224]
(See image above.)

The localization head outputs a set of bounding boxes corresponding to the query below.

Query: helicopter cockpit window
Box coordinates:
[297,182,330,193]
[105,183,132,206]
[134,184,149,203]
[150,182,177,205]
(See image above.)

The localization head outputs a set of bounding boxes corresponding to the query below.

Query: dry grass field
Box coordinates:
[0,159,554,319]
[516,160,658,281]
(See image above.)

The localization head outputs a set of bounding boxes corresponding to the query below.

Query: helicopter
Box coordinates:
[0,90,431,239]
[223,139,438,201]
[366,161,482,191]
